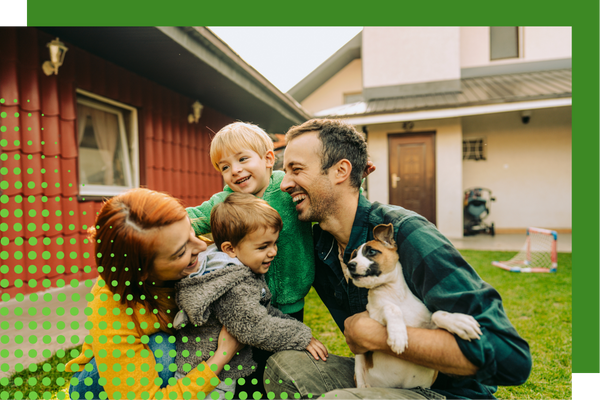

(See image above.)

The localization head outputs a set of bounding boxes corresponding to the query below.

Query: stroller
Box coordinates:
[463,188,496,236]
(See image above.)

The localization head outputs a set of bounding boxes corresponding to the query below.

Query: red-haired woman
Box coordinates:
[66,188,243,399]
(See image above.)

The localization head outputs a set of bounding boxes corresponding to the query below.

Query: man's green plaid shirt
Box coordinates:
[312,194,532,399]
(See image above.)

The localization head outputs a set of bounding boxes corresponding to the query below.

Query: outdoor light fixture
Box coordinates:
[188,101,204,124]
[42,37,69,76]
[521,110,532,124]
[403,121,415,131]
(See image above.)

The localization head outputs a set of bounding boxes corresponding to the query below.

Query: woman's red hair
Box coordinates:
[90,188,187,330]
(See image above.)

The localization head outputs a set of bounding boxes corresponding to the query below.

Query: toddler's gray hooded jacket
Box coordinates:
[173,250,312,380]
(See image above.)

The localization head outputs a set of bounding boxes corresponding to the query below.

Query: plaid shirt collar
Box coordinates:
[341,194,372,264]
[315,193,372,262]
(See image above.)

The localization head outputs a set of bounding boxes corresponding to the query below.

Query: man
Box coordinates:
[264,119,531,399]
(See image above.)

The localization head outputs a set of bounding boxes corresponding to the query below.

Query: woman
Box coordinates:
[66,188,243,399]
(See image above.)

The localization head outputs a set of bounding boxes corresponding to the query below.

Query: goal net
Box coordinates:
[492,227,558,273]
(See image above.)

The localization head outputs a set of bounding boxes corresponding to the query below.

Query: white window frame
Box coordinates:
[76,89,139,197]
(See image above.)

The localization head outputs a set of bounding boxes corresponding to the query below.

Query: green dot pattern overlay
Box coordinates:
[0,96,298,400]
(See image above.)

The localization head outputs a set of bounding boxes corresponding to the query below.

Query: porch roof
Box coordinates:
[314,68,572,119]
[38,27,310,133]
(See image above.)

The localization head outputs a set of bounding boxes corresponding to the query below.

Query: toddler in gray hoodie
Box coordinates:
[173,193,327,399]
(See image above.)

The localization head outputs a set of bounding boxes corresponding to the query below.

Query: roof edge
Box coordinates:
[162,26,311,124]
[288,31,362,103]
[343,97,572,126]
[193,27,310,121]
[315,68,571,119]
[461,58,571,78]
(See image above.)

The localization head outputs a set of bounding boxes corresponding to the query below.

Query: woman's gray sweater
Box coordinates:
[173,256,313,380]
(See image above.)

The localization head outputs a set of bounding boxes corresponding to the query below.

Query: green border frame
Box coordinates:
[23,0,600,375]
[23,0,597,27]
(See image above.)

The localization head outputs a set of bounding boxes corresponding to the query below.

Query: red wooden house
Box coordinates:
[0,27,309,297]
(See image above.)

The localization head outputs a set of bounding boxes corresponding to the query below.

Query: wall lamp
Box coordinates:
[521,110,532,124]
[42,38,69,76]
[188,101,204,124]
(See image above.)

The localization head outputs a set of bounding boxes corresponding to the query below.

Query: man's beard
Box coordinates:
[298,178,338,223]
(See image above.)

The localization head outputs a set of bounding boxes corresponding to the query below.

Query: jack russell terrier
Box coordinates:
[345,223,482,389]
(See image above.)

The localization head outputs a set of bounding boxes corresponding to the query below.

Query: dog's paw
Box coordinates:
[432,311,482,341]
[355,374,370,389]
[387,325,409,354]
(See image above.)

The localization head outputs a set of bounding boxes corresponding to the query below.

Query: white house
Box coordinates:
[288,27,572,238]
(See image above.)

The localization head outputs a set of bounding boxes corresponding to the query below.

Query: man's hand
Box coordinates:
[344,311,387,355]
[363,160,376,179]
[344,311,479,376]
[305,337,328,361]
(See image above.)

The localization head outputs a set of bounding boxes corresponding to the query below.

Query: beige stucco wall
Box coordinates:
[362,107,571,237]
[460,27,572,68]
[362,27,461,88]
[462,106,572,230]
[523,27,572,61]
[365,118,464,238]
[299,26,571,234]
[301,59,363,115]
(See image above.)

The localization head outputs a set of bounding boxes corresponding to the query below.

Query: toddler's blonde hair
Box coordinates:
[210,122,274,171]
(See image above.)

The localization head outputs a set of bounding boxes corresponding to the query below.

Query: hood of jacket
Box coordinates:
[174,262,257,328]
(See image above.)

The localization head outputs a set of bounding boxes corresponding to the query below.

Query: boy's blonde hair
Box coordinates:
[209,122,274,171]
[210,192,283,250]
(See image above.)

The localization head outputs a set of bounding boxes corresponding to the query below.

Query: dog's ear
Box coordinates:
[341,263,351,283]
[344,249,358,284]
[373,224,396,249]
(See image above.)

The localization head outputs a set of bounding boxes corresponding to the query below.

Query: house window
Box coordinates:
[76,90,139,197]
[463,138,486,161]
[490,27,519,60]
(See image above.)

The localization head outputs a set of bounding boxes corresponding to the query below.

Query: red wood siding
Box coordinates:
[1,28,232,296]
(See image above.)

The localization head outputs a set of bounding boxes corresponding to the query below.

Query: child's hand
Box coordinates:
[207,326,245,376]
[216,326,245,357]
[305,337,328,361]
[363,159,376,178]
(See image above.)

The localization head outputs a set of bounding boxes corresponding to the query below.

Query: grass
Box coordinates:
[1,346,80,400]
[459,250,572,400]
[3,250,571,400]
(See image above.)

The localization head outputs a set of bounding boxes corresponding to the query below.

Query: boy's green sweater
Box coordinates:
[186,170,315,314]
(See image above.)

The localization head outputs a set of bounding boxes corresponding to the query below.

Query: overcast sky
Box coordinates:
[208,27,363,93]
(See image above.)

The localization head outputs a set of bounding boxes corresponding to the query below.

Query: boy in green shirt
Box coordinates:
[186,122,316,396]
[187,122,314,319]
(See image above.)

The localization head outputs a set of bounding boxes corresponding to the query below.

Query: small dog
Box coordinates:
[345,223,482,389]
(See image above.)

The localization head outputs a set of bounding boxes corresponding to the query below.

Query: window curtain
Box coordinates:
[77,105,119,185]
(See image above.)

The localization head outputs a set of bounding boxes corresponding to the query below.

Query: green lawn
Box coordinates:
[3,250,571,400]
[1,347,79,400]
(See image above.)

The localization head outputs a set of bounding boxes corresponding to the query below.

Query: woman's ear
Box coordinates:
[221,241,236,258]
[264,150,275,168]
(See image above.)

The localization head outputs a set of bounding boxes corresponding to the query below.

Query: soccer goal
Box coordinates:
[492,227,558,273]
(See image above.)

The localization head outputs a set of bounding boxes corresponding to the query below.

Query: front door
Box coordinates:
[388,133,436,224]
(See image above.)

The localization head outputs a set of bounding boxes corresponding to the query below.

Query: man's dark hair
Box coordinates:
[286,119,368,189]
